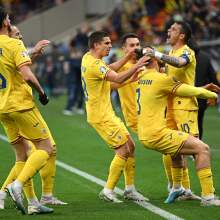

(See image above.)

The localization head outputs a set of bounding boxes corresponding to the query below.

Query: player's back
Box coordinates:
[137,69,180,140]
[0,35,33,113]
[81,52,114,123]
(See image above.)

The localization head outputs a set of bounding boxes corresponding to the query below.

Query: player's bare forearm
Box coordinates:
[111,66,138,83]
[19,65,44,95]
[160,54,186,68]
[110,82,128,89]
[109,55,130,71]
[145,48,186,68]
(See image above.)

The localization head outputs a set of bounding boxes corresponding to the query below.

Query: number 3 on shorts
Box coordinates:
[0,73,6,89]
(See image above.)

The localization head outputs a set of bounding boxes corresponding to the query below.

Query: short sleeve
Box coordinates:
[179,47,193,64]
[90,60,111,79]
[13,40,31,68]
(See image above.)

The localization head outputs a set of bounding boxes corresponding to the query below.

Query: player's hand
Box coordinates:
[130,67,145,82]
[136,55,151,68]
[39,93,49,105]
[33,40,50,55]
[203,83,220,93]
[207,98,217,106]
[125,50,136,60]
[143,47,155,57]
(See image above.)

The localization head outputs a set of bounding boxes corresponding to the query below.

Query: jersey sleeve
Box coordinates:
[161,75,182,94]
[13,40,32,68]
[179,47,193,65]
[90,60,111,79]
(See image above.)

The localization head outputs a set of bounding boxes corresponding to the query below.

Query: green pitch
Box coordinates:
[0,96,220,220]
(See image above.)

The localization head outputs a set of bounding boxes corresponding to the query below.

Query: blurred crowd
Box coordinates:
[0,0,66,23]
[105,0,220,45]
[25,0,220,114]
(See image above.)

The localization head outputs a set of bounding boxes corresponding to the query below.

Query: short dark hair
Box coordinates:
[121,33,139,46]
[0,7,7,29]
[175,21,192,43]
[88,31,109,49]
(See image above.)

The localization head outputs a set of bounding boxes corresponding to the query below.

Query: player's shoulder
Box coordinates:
[181,44,194,56]
[9,38,24,47]
[82,52,101,66]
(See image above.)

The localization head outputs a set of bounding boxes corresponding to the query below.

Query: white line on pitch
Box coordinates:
[0,133,184,220]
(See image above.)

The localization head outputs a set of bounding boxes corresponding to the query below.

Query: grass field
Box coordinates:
[0,96,220,220]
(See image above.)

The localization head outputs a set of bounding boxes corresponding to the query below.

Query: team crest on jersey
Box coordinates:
[99,66,108,74]
[21,51,29,57]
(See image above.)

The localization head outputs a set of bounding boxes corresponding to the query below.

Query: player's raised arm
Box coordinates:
[109,50,134,71]
[144,47,188,68]
[29,40,50,60]
[107,56,148,83]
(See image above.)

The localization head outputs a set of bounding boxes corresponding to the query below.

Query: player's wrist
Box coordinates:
[154,51,163,60]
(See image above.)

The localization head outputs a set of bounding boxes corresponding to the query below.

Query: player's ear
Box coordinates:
[94,42,100,49]
[179,33,185,41]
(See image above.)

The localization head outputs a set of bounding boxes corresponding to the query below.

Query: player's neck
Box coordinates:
[172,41,184,51]
[89,50,102,59]
[0,28,9,36]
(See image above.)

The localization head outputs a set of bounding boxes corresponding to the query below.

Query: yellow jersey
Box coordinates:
[167,44,198,110]
[137,69,181,141]
[118,62,138,128]
[81,52,115,123]
[0,35,33,113]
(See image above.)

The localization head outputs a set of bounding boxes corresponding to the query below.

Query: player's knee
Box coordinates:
[199,143,210,157]
[115,144,130,159]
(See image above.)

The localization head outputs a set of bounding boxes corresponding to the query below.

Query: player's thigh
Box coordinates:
[32,107,56,148]
[91,117,129,148]
[9,108,50,141]
[174,110,199,136]
[141,129,189,157]
[0,113,20,143]
[179,135,209,155]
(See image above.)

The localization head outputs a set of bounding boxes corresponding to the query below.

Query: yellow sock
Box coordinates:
[1,165,17,191]
[182,168,190,189]
[13,161,37,199]
[106,155,127,190]
[171,167,183,188]
[40,152,56,196]
[23,179,37,200]
[197,168,215,197]
[162,155,173,185]
[123,157,135,186]
[17,150,49,184]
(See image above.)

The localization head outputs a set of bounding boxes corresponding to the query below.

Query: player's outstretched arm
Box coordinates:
[175,83,218,99]
[28,40,50,60]
[144,48,187,68]
[109,50,134,71]
[106,56,148,83]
